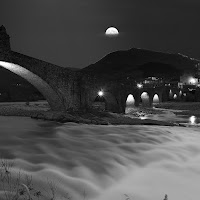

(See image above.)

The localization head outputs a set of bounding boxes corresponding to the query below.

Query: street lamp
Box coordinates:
[137,83,143,89]
[98,90,104,97]
[189,77,197,85]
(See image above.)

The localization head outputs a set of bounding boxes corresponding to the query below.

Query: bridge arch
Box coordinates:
[0,61,65,111]
[92,90,119,112]
[173,93,178,99]
[125,94,136,114]
[153,93,160,104]
[141,91,150,107]
[169,89,173,99]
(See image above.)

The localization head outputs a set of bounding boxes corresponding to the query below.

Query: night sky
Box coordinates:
[1,0,200,68]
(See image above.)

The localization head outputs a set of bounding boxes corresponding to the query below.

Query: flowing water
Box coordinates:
[0,116,200,200]
[126,106,200,126]
[140,112,200,125]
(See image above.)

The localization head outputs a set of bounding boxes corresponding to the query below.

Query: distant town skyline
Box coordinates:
[1,0,200,68]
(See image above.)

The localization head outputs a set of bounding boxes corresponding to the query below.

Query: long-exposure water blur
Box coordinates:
[0,116,200,200]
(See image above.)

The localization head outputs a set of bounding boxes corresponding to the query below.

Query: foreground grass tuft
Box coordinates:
[0,159,73,200]
[1,159,168,200]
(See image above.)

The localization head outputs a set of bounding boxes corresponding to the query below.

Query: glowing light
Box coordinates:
[189,116,197,125]
[126,94,135,103]
[153,94,159,104]
[105,27,119,36]
[169,89,173,98]
[179,90,182,96]
[98,90,104,97]
[141,92,149,99]
[140,116,147,120]
[126,94,135,106]
[125,94,136,114]
[189,77,197,85]
[173,94,177,99]
[141,92,150,107]
[137,83,143,89]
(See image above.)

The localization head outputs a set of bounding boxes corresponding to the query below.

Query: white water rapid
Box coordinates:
[0,116,200,200]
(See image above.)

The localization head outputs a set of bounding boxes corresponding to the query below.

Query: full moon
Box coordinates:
[105,27,119,36]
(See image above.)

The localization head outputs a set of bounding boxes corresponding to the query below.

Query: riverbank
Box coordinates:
[0,101,182,126]
[31,109,178,126]
[154,102,200,117]
[1,101,200,126]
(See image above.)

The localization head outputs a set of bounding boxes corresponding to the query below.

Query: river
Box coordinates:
[0,116,200,200]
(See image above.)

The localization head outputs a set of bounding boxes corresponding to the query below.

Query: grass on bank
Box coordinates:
[0,160,168,200]
[0,159,73,200]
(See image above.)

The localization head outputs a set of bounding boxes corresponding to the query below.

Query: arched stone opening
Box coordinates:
[0,66,45,102]
[153,94,160,104]
[93,95,106,111]
[173,94,178,99]
[169,89,173,99]
[0,61,65,111]
[92,91,119,112]
[141,92,150,107]
[125,94,136,114]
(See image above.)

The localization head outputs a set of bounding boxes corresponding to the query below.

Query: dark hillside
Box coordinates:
[82,48,199,81]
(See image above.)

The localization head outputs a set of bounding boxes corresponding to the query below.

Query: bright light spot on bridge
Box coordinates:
[141,92,150,107]
[169,89,173,98]
[126,94,135,105]
[153,94,159,104]
[98,90,104,97]
[189,77,198,85]
[125,94,135,114]
[189,116,197,125]
[173,94,177,99]
[137,83,143,89]
[141,92,149,99]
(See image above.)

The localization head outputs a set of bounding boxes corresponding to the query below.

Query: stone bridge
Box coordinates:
[83,79,182,113]
[0,26,182,113]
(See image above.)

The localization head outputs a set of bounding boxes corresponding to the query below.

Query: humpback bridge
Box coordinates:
[0,51,81,111]
[0,25,82,111]
[0,26,192,113]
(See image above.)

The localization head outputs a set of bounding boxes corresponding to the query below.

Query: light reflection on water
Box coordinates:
[136,112,199,125]
[189,115,197,125]
[126,107,200,125]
